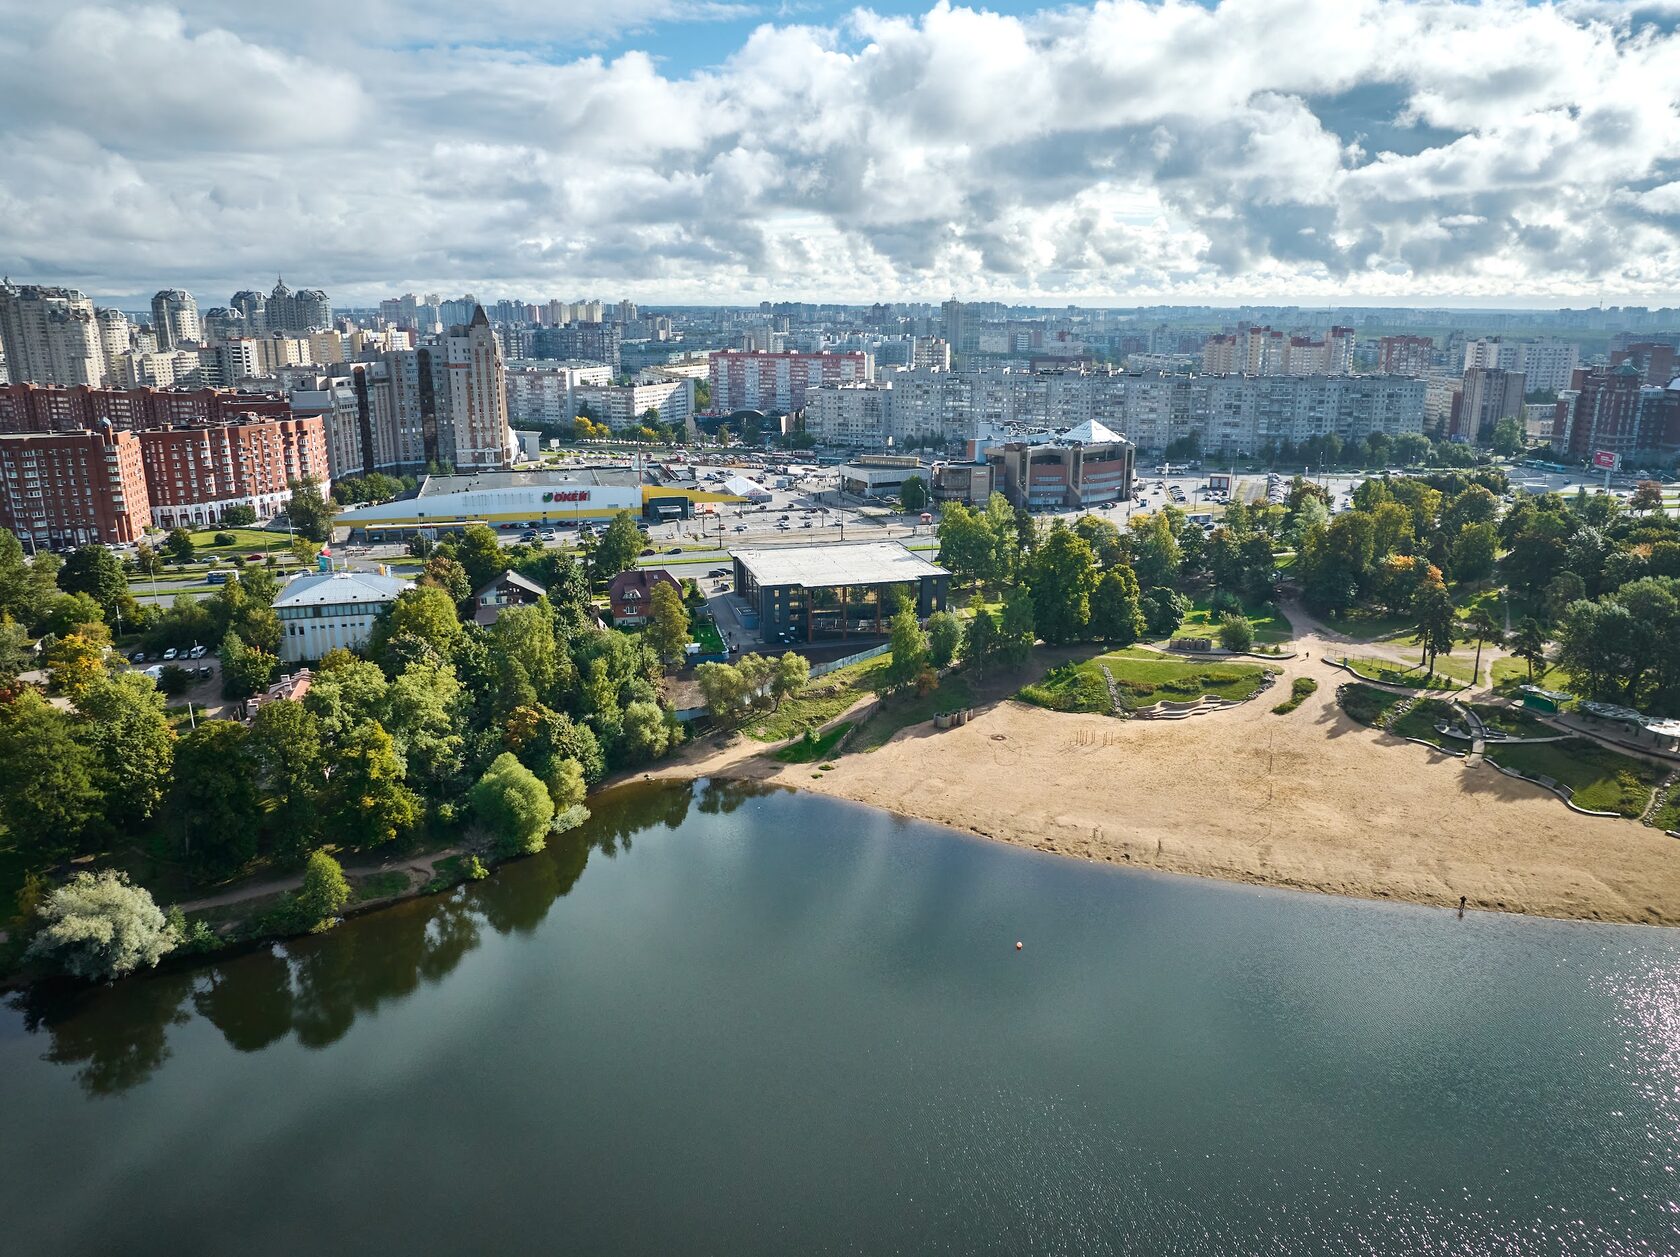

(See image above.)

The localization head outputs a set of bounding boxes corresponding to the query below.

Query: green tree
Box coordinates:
[321,720,421,848]
[248,699,325,862]
[221,504,258,527]
[167,721,261,875]
[419,553,471,603]
[620,700,673,764]
[453,524,507,592]
[1216,612,1254,652]
[961,606,1000,677]
[1130,511,1182,589]
[1451,522,1498,582]
[161,527,196,565]
[591,511,645,583]
[1412,578,1458,675]
[0,617,31,685]
[546,756,589,811]
[999,585,1036,667]
[43,628,111,700]
[285,477,338,543]
[696,660,747,725]
[770,650,810,708]
[1490,416,1525,457]
[886,606,930,689]
[382,661,466,789]
[58,544,126,623]
[1072,514,1125,568]
[1465,604,1503,685]
[76,671,176,831]
[471,751,555,857]
[293,850,351,932]
[0,689,101,861]
[24,871,178,982]
[645,581,691,664]
[1027,522,1099,645]
[925,610,962,667]
[374,585,461,659]
[1512,617,1549,682]
[1142,586,1190,637]
[936,503,999,589]
[1089,566,1145,645]
[900,475,928,513]
[219,631,278,700]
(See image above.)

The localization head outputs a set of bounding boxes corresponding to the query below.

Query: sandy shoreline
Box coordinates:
[653,642,1680,927]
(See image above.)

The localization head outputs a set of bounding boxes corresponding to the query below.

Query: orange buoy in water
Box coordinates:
[1015,941,1023,950]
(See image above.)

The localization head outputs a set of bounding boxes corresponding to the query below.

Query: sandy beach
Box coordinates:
[657,634,1680,927]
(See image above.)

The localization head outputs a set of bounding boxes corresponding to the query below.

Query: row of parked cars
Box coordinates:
[130,644,209,663]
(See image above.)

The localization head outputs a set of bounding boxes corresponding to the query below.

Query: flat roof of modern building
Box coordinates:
[417,468,643,496]
[732,541,949,588]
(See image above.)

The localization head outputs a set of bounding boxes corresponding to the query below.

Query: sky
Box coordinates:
[1,0,1679,310]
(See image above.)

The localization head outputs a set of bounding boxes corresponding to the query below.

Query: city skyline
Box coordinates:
[2,1,1679,307]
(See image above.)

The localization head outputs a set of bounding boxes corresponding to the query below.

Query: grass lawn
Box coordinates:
[1389,698,1461,749]
[744,655,890,742]
[1490,657,1568,693]
[1271,676,1318,714]
[1338,682,1408,727]
[1341,656,1460,691]
[852,676,978,751]
[1470,703,1556,740]
[691,619,726,654]
[1647,788,1680,833]
[773,721,854,763]
[353,870,412,902]
[1486,738,1663,817]
[1171,597,1293,644]
[182,527,291,555]
[1019,648,1271,714]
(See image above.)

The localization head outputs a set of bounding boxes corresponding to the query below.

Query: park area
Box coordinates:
[1018,647,1273,715]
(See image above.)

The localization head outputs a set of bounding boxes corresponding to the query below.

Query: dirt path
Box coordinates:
[179,848,463,912]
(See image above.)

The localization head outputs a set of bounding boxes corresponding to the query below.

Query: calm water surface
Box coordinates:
[5,779,1680,1255]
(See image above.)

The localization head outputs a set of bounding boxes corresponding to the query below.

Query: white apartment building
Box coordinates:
[1462,338,1579,394]
[431,307,510,471]
[573,377,695,433]
[505,360,612,428]
[150,289,202,350]
[1202,326,1354,376]
[95,308,131,373]
[0,284,105,386]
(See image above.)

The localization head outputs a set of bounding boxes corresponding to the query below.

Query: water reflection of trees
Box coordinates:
[11,782,714,1096]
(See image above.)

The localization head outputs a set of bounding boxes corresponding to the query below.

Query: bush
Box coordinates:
[213,532,238,547]
[1216,613,1254,652]
[1272,676,1319,715]
[221,505,257,526]
[158,663,193,696]
[293,851,351,933]
[24,871,179,981]
[1209,590,1244,617]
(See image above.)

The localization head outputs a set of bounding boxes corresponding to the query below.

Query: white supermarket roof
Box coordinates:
[731,541,948,588]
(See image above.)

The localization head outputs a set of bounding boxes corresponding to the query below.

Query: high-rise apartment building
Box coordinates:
[0,382,288,435]
[1455,367,1526,442]
[1377,335,1434,376]
[150,289,202,350]
[428,307,509,471]
[1463,337,1578,394]
[262,279,331,335]
[0,283,106,386]
[1553,363,1647,463]
[531,322,622,371]
[0,426,150,546]
[95,307,132,372]
[230,289,267,336]
[1610,342,1679,388]
[504,361,613,430]
[1202,325,1354,376]
[709,349,872,414]
[572,377,695,434]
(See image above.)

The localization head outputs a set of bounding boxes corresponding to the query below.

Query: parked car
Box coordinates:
[189,644,208,659]
[518,531,538,542]
[162,647,179,660]
[130,650,147,663]
[246,552,264,561]
[540,530,557,541]
[195,666,213,680]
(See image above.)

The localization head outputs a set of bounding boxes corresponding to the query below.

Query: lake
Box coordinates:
[4,779,1679,1254]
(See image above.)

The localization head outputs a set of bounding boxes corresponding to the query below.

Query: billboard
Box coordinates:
[1591,450,1620,471]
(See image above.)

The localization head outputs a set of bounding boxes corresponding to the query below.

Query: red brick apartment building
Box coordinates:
[0,383,288,434]
[139,415,329,529]
[0,427,150,547]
